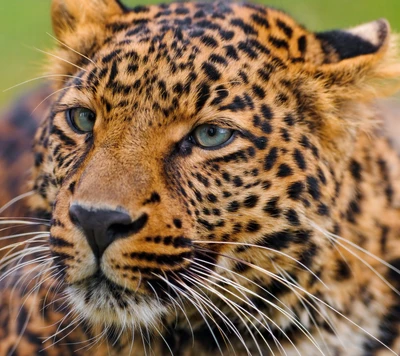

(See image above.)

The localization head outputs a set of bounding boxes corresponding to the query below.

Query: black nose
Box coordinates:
[69,204,141,259]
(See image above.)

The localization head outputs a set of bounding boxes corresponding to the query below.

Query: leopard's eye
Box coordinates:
[192,124,234,148]
[67,108,96,134]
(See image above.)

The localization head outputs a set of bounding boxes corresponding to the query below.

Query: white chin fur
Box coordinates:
[67,284,168,329]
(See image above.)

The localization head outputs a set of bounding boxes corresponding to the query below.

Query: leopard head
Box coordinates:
[30,0,400,339]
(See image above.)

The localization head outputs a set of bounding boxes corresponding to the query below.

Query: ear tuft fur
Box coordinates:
[51,0,125,41]
[313,19,400,102]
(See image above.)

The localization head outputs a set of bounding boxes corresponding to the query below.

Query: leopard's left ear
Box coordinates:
[314,19,400,100]
[49,0,127,86]
[51,0,125,42]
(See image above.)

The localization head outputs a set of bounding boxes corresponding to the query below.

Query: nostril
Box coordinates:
[109,213,149,239]
[68,204,147,259]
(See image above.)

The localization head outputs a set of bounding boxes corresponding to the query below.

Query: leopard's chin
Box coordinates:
[67,272,168,329]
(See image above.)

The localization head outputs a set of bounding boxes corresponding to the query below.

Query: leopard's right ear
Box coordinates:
[51,0,125,42]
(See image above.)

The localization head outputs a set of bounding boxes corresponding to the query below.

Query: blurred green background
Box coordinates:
[1,0,400,108]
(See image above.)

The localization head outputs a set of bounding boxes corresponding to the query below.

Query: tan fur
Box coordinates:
[1,1,400,355]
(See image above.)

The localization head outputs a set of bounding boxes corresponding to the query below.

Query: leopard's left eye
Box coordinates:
[66,107,96,134]
[192,124,234,148]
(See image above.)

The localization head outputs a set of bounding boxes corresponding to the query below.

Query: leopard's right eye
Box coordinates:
[66,108,96,134]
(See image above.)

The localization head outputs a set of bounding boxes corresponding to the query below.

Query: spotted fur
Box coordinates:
[1,1,400,355]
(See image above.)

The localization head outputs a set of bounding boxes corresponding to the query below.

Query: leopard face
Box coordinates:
[27,0,400,352]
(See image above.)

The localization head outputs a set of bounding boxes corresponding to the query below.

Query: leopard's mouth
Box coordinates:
[67,271,168,328]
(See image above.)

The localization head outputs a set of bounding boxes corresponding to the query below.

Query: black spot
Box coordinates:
[285,209,300,226]
[349,159,362,181]
[335,260,352,281]
[307,176,321,200]
[227,201,240,212]
[262,180,272,190]
[253,137,268,150]
[201,35,218,48]
[317,167,327,185]
[68,181,76,194]
[224,45,239,60]
[219,29,235,40]
[293,149,307,170]
[380,225,389,254]
[233,176,243,187]
[195,82,211,112]
[34,152,43,167]
[252,84,266,99]
[144,192,161,205]
[263,197,281,218]
[251,13,269,29]
[243,195,259,208]
[284,114,295,126]
[276,19,293,38]
[246,220,261,232]
[298,35,307,54]
[173,219,182,229]
[202,62,221,81]
[231,18,257,35]
[260,104,273,120]
[264,147,278,171]
[298,242,318,268]
[317,203,330,216]
[260,230,293,250]
[269,35,289,50]
[207,194,218,203]
[234,262,250,273]
[238,41,258,59]
[277,164,293,177]
[102,49,122,64]
[288,181,304,200]
[209,54,228,65]
[49,235,74,248]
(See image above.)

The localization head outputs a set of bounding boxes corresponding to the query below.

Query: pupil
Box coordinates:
[207,127,216,137]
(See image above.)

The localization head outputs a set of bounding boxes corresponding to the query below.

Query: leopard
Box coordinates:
[1,0,400,355]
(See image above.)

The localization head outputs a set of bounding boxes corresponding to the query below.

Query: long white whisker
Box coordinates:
[198,245,397,355]
[3,74,82,92]
[0,191,35,214]
[31,85,79,114]
[29,46,87,73]
[193,240,328,289]
[46,32,98,68]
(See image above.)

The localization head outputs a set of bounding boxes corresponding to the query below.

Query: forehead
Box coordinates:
[61,2,316,127]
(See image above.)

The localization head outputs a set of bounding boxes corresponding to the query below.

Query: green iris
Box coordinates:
[67,108,96,133]
[192,124,233,148]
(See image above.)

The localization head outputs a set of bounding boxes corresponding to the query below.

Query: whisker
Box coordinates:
[0,218,50,225]
[187,265,319,355]
[28,46,87,73]
[198,245,397,355]
[153,273,226,356]
[31,85,79,114]
[46,32,99,69]
[0,191,35,214]
[2,74,83,92]
[184,271,270,356]
[192,240,328,289]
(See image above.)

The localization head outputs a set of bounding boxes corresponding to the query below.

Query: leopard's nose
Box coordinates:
[69,204,147,259]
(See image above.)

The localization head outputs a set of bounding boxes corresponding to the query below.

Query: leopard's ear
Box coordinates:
[316,19,389,63]
[51,0,125,42]
[314,19,400,101]
[49,0,126,83]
